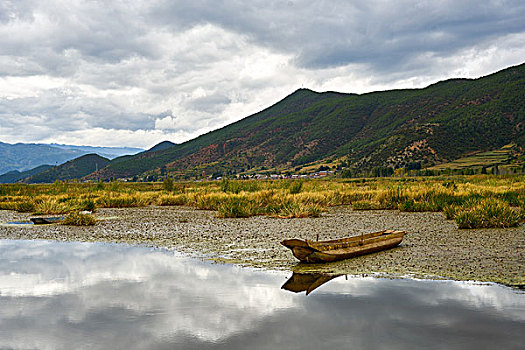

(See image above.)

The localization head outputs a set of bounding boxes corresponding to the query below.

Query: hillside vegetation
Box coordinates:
[24,154,110,183]
[0,165,54,184]
[87,63,524,181]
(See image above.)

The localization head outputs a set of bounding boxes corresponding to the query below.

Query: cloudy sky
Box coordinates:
[1,0,524,149]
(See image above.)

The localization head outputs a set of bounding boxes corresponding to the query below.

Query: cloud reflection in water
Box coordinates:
[0,239,523,349]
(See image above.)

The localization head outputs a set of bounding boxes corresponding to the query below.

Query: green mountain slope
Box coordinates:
[0,165,53,183]
[93,62,525,179]
[24,154,110,183]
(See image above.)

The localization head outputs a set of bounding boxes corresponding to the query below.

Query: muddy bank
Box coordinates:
[0,206,523,286]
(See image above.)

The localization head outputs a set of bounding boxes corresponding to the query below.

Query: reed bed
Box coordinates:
[1,175,524,228]
[62,212,97,226]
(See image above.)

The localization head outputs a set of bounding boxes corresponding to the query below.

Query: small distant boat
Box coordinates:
[30,216,65,225]
[281,272,341,295]
[281,230,408,263]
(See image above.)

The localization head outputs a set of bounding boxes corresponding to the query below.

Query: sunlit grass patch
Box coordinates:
[351,200,381,210]
[216,196,255,218]
[157,194,186,206]
[62,212,97,226]
[0,201,18,211]
[1,175,524,224]
[96,193,153,208]
[376,186,408,209]
[220,178,260,193]
[33,198,72,215]
[78,199,96,212]
[272,201,322,218]
[288,180,303,194]
[443,204,458,220]
[15,200,35,213]
[454,198,524,229]
[193,192,229,210]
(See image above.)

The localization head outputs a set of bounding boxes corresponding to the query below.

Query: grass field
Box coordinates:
[428,144,522,172]
[0,175,523,228]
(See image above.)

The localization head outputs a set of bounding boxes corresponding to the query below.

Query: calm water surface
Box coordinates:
[0,239,524,350]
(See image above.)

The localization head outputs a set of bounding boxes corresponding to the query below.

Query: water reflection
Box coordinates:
[282,272,341,295]
[0,240,524,349]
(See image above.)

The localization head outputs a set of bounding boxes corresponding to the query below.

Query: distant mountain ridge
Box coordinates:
[89,62,524,180]
[0,141,143,175]
[50,144,143,160]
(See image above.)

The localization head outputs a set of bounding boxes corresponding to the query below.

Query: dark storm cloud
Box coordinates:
[0,0,159,82]
[150,0,525,70]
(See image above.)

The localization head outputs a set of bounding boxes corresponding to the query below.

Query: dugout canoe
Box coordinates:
[30,216,65,225]
[281,230,407,263]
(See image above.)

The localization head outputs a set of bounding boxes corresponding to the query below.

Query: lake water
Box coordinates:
[0,240,524,350]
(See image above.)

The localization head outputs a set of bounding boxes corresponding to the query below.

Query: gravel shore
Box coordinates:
[1,206,523,287]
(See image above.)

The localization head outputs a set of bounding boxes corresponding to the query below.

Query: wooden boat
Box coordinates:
[30,216,65,225]
[281,272,341,295]
[281,230,407,263]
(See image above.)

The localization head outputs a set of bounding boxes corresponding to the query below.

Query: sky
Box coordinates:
[0,0,524,149]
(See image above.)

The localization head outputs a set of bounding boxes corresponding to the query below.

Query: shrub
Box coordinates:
[497,190,523,207]
[288,181,303,194]
[163,176,174,192]
[274,202,322,218]
[78,199,96,212]
[194,193,227,210]
[62,212,96,226]
[220,178,260,194]
[377,186,407,209]
[34,198,71,214]
[454,198,524,229]
[220,178,235,193]
[157,194,186,206]
[352,201,379,210]
[443,205,458,220]
[0,201,17,211]
[96,194,151,208]
[16,200,35,213]
[398,199,423,212]
[217,196,254,218]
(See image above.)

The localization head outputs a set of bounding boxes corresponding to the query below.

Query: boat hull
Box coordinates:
[281,230,407,263]
[30,216,65,225]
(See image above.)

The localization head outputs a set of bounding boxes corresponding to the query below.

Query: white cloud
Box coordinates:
[0,0,523,148]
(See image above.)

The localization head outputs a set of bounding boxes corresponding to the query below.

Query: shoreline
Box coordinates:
[0,206,523,287]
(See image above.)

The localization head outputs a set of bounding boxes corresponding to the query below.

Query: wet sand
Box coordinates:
[0,206,523,287]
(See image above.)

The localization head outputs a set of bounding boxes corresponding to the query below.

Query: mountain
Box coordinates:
[50,144,143,159]
[147,141,176,152]
[87,62,524,180]
[0,142,143,175]
[0,142,85,174]
[0,165,53,184]
[101,140,178,173]
[23,154,110,183]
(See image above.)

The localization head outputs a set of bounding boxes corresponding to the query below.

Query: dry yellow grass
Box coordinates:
[1,175,524,226]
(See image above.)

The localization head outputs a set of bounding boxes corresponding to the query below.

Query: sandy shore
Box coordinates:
[1,206,523,287]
